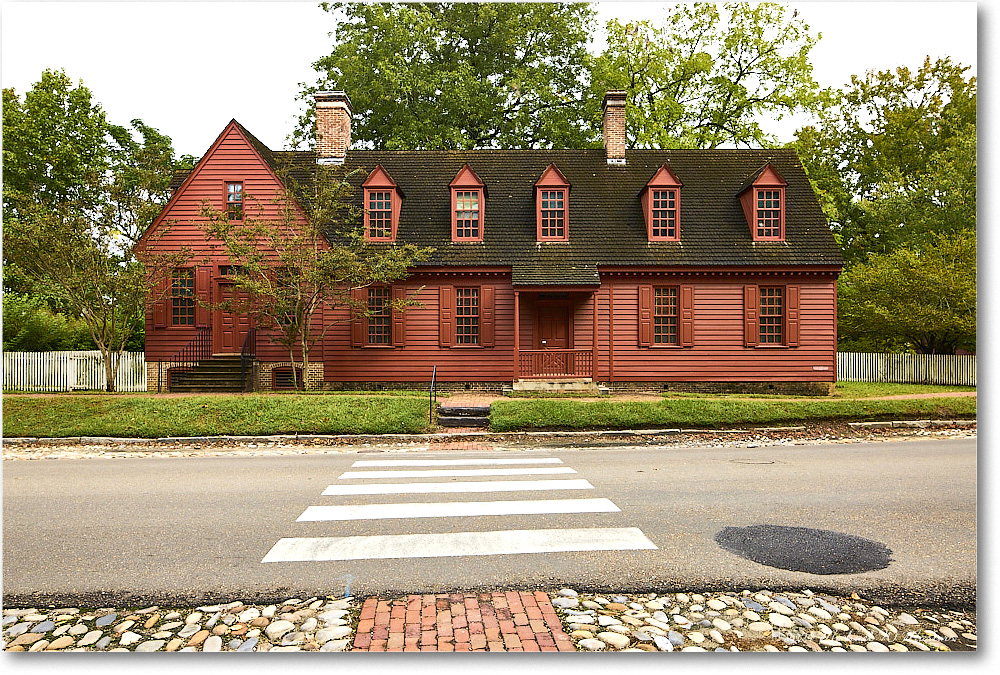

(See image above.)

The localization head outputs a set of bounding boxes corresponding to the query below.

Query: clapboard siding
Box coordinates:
[608,275,836,382]
[324,275,516,381]
[143,122,321,363]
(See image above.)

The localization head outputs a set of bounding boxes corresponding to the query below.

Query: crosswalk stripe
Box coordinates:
[351,458,563,467]
[261,527,658,562]
[321,478,595,496]
[339,467,576,479]
[297,498,620,521]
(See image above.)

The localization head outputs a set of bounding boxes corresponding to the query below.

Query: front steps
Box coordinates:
[511,378,602,395]
[168,356,247,393]
[437,405,491,428]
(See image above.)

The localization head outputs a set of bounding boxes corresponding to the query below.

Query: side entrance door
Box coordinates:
[213,281,251,355]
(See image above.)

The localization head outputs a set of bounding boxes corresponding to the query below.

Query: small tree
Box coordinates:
[4,70,188,390]
[199,163,431,390]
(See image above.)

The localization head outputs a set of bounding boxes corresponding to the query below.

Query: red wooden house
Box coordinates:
[141,91,842,394]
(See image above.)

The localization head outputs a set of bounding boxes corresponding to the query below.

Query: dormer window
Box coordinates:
[641,164,682,241]
[450,164,485,242]
[535,164,570,241]
[362,165,402,242]
[739,163,787,241]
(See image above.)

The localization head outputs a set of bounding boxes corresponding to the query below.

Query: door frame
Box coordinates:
[212,280,250,355]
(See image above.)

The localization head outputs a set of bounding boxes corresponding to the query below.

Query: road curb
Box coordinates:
[1,418,975,447]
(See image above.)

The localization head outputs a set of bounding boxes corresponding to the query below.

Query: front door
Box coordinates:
[213,282,251,355]
[536,304,571,349]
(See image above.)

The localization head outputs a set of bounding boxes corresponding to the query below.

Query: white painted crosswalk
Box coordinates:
[262,528,656,562]
[297,498,620,521]
[262,455,658,563]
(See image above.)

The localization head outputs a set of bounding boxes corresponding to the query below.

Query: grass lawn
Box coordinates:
[2,394,431,438]
[490,394,976,432]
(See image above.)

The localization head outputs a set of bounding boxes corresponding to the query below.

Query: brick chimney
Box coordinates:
[602,90,627,166]
[315,91,352,164]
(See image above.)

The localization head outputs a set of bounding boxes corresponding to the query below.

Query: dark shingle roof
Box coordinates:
[174,139,843,281]
[338,149,843,281]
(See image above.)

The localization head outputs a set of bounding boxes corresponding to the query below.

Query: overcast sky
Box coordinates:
[1,1,980,158]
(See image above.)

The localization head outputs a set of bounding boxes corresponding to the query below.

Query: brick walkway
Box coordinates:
[352,592,575,652]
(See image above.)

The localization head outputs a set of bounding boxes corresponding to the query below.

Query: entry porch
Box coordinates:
[513,289,598,380]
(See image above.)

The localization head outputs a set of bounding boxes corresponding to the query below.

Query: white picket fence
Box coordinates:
[2,351,147,392]
[837,352,976,386]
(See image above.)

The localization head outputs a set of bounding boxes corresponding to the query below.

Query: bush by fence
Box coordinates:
[837,352,976,386]
[3,351,147,392]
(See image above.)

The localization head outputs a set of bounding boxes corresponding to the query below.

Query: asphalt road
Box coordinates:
[2,437,976,608]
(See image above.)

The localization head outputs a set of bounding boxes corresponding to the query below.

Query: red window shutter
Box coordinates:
[786,285,800,347]
[350,287,366,347]
[195,266,212,328]
[439,285,455,347]
[391,285,406,347]
[153,273,168,328]
[481,285,495,347]
[680,284,694,347]
[637,284,653,347]
[744,285,759,347]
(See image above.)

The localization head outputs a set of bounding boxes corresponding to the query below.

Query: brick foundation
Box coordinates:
[257,361,324,391]
[602,381,835,396]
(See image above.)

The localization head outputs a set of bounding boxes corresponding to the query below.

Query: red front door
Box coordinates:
[536,305,571,349]
[214,282,251,355]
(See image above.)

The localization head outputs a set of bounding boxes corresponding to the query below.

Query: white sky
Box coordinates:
[1,1,979,158]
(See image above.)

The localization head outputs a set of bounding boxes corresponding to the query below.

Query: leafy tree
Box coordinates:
[589,3,827,148]
[837,230,976,354]
[199,163,432,390]
[794,56,976,263]
[294,2,597,150]
[3,70,186,389]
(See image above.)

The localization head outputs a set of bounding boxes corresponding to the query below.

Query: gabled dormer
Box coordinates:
[535,164,570,242]
[640,164,683,241]
[738,163,787,241]
[362,165,403,242]
[449,164,486,242]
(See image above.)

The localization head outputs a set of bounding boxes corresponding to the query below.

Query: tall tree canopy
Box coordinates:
[794,56,976,264]
[295,1,597,149]
[3,70,186,387]
[589,2,826,148]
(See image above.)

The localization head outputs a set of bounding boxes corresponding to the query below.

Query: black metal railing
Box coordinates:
[159,327,212,392]
[240,327,257,392]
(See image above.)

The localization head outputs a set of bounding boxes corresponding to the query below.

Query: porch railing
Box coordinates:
[240,327,257,392]
[518,349,593,379]
[158,327,212,392]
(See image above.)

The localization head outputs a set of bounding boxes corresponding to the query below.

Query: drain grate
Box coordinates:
[715,524,892,575]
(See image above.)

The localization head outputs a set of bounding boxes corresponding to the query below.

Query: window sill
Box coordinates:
[449,344,484,349]
[361,344,396,349]
[647,344,686,349]
[752,344,791,349]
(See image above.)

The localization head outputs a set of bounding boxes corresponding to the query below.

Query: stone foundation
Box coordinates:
[601,381,835,396]
[257,361,325,391]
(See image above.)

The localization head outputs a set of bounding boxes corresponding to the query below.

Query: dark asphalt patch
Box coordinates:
[715,524,892,575]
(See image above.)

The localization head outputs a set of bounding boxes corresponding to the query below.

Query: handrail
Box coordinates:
[240,327,257,392]
[159,327,212,392]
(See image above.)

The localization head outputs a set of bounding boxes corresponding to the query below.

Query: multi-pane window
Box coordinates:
[171,269,195,326]
[455,287,480,345]
[759,286,784,344]
[540,190,565,238]
[367,287,391,345]
[226,182,243,220]
[368,190,393,239]
[756,189,781,238]
[653,287,679,344]
[454,190,480,239]
[651,190,677,238]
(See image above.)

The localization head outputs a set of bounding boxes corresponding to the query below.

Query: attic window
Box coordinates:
[362,165,401,242]
[642,164,682,241]
[450,164,485,242]
[226,182,243,220]
[535,164,570,241]
[739,163,787,242]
